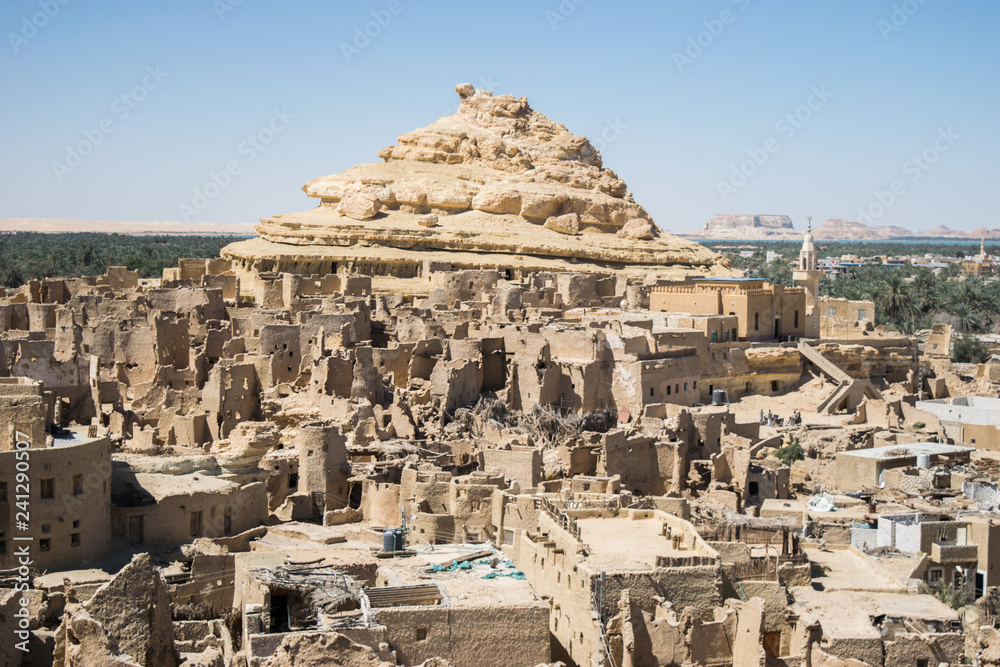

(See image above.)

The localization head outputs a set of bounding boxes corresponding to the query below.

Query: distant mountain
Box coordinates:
[679,215,1000,241]
[684,214,803,240]
[811,218,901,240]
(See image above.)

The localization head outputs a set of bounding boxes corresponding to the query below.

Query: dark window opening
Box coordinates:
[349,484,363,510]
[749,481,760,497]
[270,594,290,633]
[190,511,203,536]
[288,473,299,490]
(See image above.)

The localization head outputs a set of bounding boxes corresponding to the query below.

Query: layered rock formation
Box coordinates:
[687,214,801,240]
[223,84,732,286]
[703,214,794,232]
[810,218,889,241]
[685,215,1000,241]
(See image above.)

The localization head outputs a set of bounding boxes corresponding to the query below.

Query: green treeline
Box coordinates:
[0,232,245,288]
[706,240,999,363]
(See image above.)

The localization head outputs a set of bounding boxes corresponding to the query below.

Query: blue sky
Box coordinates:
[1,0,997,232]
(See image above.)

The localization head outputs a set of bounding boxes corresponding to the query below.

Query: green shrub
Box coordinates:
[952,335,991,364]
[775,440,805,466]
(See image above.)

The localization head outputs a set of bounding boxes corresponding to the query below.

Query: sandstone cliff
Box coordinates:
[223,84,733,281]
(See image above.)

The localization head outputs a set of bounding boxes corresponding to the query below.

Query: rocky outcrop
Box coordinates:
[223,84,733,282]
[55,603,145,667]
[261,632,396,666]
[84,553,177,667]
[617,217,655,240]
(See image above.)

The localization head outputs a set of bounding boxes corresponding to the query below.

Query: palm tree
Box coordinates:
[912,268,938,314]
[978,287,1000,331]
[877,273,913,329]
[957,279,980,303]
[950,301,982,334]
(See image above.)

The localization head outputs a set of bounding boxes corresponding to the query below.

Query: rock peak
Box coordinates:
[223,84,733,281]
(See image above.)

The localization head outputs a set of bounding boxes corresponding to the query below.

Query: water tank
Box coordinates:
[712,389,728,405]
[382,528,404,553]
[916,453,931,469]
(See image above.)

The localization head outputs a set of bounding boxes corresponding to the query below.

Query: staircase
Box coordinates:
[798,342,883,414]
[797,341,852,383]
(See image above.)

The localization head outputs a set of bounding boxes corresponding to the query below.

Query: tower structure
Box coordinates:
[793,216,824,338]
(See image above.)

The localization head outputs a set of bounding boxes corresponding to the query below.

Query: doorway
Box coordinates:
[128,516,144,545]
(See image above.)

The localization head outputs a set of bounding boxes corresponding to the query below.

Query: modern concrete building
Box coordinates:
[916,396,1000,451]
[835,442,974,490]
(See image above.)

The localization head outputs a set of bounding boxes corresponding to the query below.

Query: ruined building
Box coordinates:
[1,84,998,666]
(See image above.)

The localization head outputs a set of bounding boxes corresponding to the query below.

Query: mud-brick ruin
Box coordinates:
[2,85,1000,666]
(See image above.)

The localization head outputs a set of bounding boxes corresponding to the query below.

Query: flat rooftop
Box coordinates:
[840,442,973,460]
[804,547,904,593]
[790,588,959,639]
[50,427,107,449]
[379,543,542,608]
[577,516,699,569]
[132,472,239,499]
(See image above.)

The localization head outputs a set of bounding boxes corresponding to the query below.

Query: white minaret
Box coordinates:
[793,216,823,338]
[800,217,818,271]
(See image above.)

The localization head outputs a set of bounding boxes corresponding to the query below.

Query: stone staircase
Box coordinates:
[798,342,882,414]
[797,341,852,384]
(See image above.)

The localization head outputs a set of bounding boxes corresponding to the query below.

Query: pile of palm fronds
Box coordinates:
[466,398,617,447]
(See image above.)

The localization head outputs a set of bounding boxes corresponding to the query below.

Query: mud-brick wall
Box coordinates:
[824,637,884,666]
[598,565,722,622]
[376,604,549,667]
[884,632,963,667]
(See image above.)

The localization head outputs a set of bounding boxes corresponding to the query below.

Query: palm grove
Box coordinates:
[710,241,998,364]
